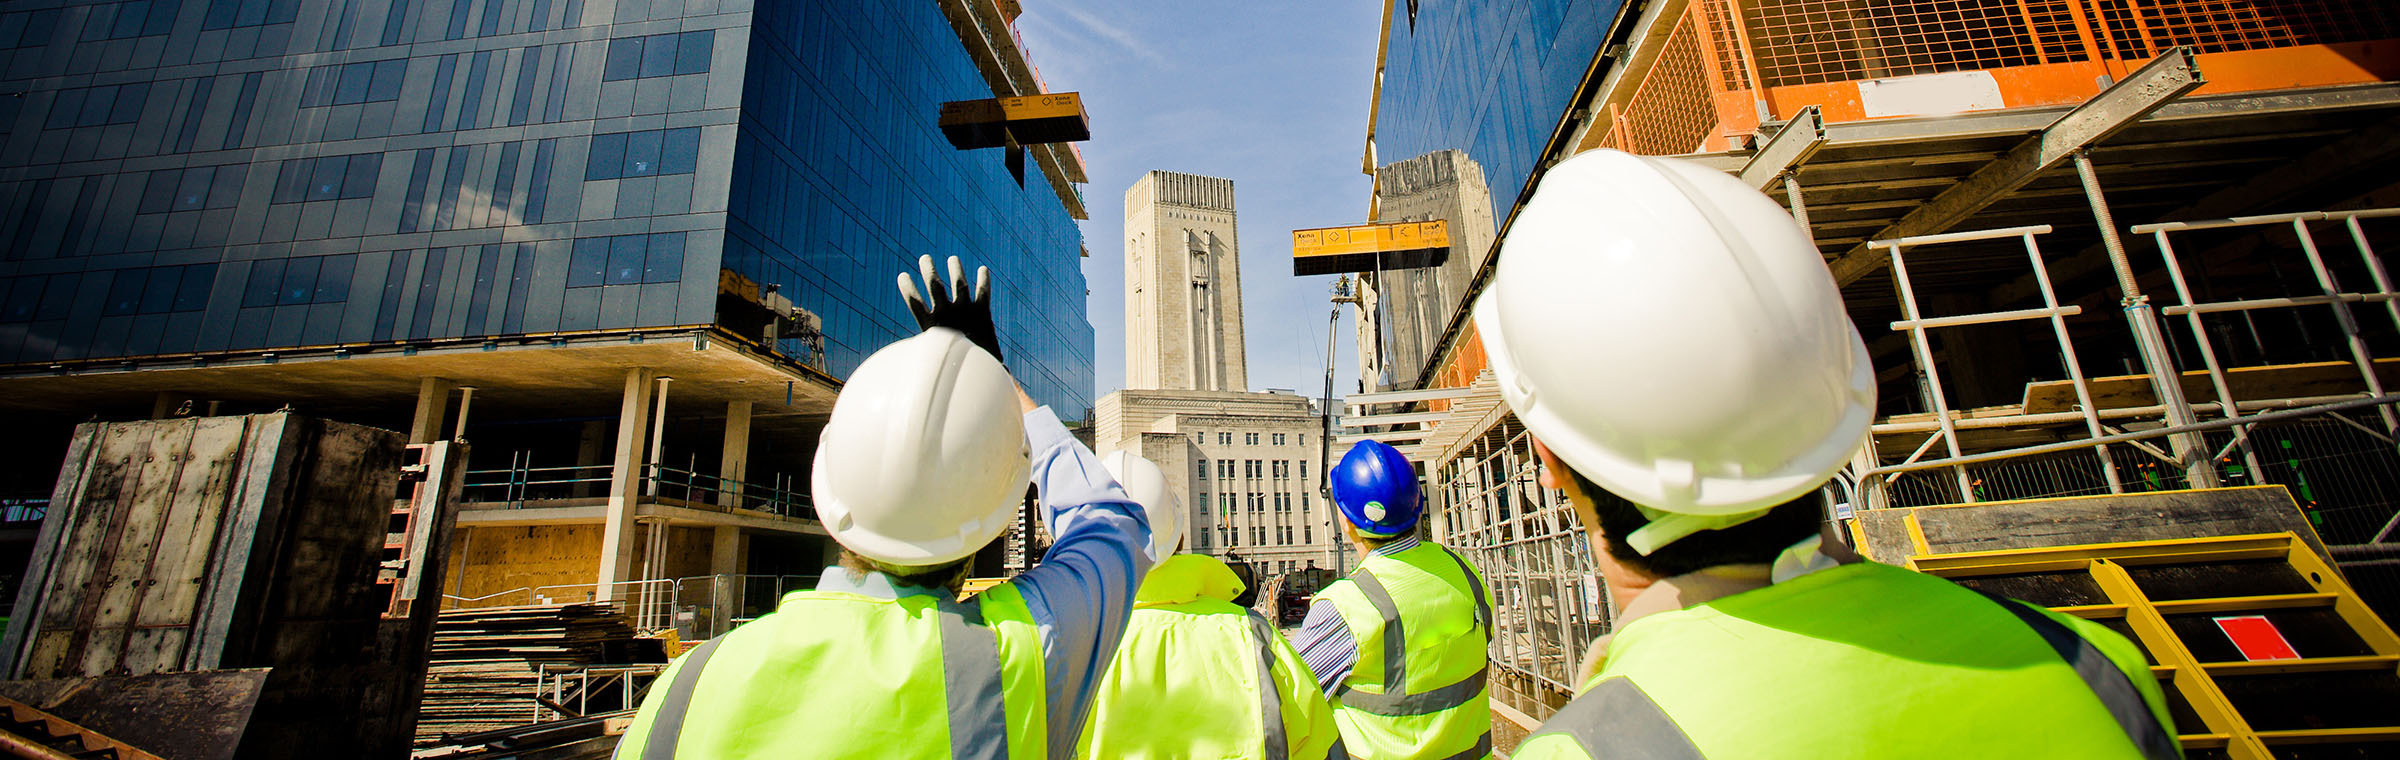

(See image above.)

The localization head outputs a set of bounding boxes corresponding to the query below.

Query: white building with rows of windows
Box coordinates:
[1096,389,1341,578]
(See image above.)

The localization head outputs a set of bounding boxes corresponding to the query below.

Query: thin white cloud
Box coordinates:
[1043,2,1168,67]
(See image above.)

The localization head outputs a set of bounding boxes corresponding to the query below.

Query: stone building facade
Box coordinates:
[1122,171,1246,392]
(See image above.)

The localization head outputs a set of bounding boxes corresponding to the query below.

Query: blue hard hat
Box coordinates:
[1331,440,1421,536]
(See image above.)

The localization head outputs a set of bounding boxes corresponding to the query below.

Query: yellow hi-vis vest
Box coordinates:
[1316,541,1494,760]
[1080,554,1339,759]
[1513,561,2179,760]
[615,580,1047,759]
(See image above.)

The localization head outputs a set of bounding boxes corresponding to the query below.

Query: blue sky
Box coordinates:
[1012,1,1384,400]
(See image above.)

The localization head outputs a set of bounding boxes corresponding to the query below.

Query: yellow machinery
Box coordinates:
[1908,533,2400,759]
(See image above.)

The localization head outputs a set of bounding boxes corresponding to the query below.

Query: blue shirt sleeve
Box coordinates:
[1006,405,1153,751]
[1294,598,1358,698]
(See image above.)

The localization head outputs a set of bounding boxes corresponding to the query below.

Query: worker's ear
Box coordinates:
[1531,437,1563,490]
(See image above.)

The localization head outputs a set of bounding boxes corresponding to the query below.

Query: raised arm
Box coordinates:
[1010,402,1152,750]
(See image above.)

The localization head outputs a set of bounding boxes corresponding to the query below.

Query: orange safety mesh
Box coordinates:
[1618,7,1722,155]
[1732,0,2085,87]
[1701,0,1756,92]
[1723,0,2394,88]
[2089,0,2399,58]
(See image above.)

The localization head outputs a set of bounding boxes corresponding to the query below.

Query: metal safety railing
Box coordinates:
[441,574,820,639]
[458,453,814,520]
[2140,208,2400,480]
[1879,224,2121,502]
[530,663,665,722]
[438,579,677,631]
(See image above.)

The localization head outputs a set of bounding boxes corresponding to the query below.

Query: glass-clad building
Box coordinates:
[726,0,1091,410]
[1371,0,1616,233]
[1354,0,1614,391]
[0,0,1092,417]
[0,0,1095,618]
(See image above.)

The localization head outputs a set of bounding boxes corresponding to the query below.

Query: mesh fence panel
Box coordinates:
[1431,418,1609,722]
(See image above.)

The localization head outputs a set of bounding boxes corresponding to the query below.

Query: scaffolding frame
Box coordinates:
[1878,224,2124,501]
[1426,418,1609,721]
[2141,208,2400,482]
[1861,208,2400,500]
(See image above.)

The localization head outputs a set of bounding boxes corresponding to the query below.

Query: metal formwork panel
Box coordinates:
[1915,532,2400,759]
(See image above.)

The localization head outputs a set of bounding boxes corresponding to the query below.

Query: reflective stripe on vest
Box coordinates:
[642,596,1011,759]
[1435,733,1495,760]
[641,636,728,760]
[937,596,1010,760]
[1974,591,2179,760]
[1521,677,1703,760]
[1431,545,1492,634]
[1246,609,1289,760]
[1337,549,1490,717]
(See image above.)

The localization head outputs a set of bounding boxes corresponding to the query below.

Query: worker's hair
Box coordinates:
[1567,469,1820,578]
[837,549,974,593]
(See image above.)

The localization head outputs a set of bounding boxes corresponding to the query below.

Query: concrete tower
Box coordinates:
[1125,171,1248,392]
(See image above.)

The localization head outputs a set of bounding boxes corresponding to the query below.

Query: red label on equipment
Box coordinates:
[2213,615,2300,661]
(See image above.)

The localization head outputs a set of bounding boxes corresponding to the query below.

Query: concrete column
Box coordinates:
[708,526,745,638]
[597,368,657,600]
[711,526,744,575]
[718,401,752,508]
[410,377,456,443]
[575,421,610,499]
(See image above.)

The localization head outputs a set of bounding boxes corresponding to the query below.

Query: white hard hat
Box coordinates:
[812,329,1031,567]
[1100,450,1184,559]
[1474,149,1874,554]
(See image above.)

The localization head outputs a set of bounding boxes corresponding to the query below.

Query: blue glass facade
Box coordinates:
[1373,0,1617,227]
[0,0,1094,416]
[724,0,1092,416]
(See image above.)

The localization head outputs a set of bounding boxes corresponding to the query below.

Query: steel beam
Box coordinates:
[1339,409,1448,427]
[1739,105,1826,189]
[1825,48,2204,285]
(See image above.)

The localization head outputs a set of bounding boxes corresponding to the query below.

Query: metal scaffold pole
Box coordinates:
[2077,150,2221,488]
[1327,275,1363,574]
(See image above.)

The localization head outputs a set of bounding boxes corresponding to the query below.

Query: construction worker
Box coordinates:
[1078,450,1341,759]
[1293,439,1493,760]
[617,256,1153,759]
[1484,150,2178,759]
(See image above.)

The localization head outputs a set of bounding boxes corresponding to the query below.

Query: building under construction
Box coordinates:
[0,0,1091,632]
[1343,0,2400,756]
[0,0,1092,754]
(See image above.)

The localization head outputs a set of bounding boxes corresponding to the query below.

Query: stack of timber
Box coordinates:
[415,603,639,746]
[412,711,633,760]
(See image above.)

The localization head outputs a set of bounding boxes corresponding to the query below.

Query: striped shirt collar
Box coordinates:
[1370,534,1423,558]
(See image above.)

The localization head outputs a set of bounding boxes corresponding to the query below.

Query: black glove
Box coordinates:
[897,254,1003,363]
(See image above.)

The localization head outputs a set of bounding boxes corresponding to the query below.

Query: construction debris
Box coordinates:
[411,711,633,760]
[0,695,167,760]
[415,604,652,747]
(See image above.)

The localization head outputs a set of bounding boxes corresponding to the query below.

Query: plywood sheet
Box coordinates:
[1855,485,2329,565]
[445,525,606,603]
[2020,358,2400,414]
